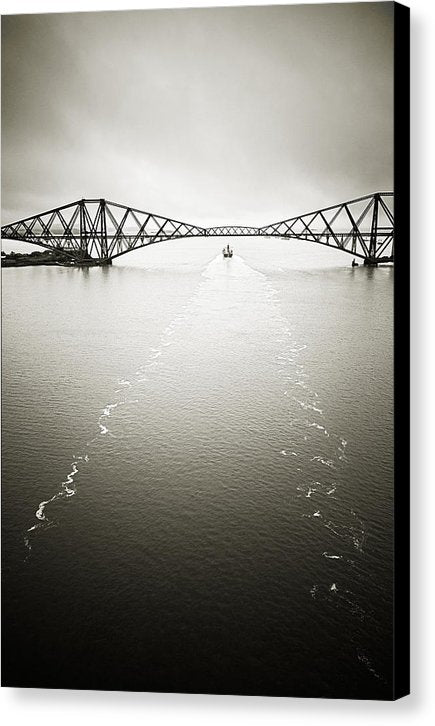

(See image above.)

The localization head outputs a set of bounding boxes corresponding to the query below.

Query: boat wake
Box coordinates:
[251,269,382,684]
[23,254,252,553]
[21,252,381,684]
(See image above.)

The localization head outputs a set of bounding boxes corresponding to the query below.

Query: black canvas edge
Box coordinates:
[392,0,410,701]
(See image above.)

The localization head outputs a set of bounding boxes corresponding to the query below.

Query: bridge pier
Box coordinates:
[73,257,112,267]
[363,257,378,267]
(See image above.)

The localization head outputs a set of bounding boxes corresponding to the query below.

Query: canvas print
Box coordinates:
[1,2,409,699]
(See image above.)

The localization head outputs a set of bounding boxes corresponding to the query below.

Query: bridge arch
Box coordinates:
[1,192,394,266]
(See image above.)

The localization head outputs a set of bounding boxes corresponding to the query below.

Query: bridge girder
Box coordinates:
[1,192,394,264]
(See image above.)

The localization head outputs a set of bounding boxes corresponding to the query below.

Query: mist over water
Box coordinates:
[2,237,394,697]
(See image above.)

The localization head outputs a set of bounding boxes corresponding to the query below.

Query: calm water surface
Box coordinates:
[2,238,394,698]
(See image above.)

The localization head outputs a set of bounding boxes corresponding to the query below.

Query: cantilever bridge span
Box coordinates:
[1,192,394,265]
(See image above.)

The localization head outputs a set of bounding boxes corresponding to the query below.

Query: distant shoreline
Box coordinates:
[1,251,106,268]
[1,249,69,268]
[2,258,65,268]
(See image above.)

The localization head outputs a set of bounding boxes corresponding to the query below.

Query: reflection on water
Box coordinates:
[2,238,394,698]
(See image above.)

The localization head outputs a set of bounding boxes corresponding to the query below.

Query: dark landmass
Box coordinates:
[1,250,111,267]
[1,249,71,267]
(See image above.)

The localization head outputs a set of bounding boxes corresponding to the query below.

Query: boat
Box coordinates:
[222,244,233,258]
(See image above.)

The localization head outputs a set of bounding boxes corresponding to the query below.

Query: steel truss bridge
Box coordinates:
[1,192,394,266]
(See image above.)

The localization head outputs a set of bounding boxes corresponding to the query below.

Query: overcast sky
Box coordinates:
[1,3,394,226]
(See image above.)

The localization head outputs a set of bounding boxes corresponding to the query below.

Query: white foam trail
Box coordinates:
[322,516,366,553]
[102,403,118,417]
[23,259,226,555]
[62,462,79,496]
[35,496,56,521]
[311,455,336,470]
[309,422,329,436]
[31,457,82,530]
[352,533,366,551]
[295,398,322,413]
[308,403,323,414]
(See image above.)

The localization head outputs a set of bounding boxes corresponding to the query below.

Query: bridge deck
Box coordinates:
[1,192,394,264]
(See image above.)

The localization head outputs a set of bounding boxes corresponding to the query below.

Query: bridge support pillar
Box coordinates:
[363,257,378,267]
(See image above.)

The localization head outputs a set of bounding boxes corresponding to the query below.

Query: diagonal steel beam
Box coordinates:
[1,192,394,263]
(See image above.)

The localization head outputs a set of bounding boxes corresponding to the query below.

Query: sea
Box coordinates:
[1,236,394,698]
